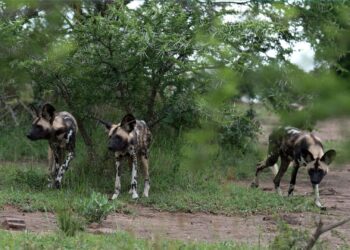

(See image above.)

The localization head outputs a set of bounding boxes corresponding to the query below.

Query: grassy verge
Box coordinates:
[0,230,263,250]
[0,161,317,215]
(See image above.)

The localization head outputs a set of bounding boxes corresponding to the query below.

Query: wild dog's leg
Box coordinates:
[127,157,133,194]
[48,147,55,186]
[273,157,291,196]
[129,149,139,199]
[55,129,75,189]
[313,184,325,209]
[112,156,122,200]
[251,153,279,188]
[288,164,300,196]
[48,144,60,188]
[55,151,74,188]
[141,154,150,198]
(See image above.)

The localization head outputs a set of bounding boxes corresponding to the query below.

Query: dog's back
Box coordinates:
[132,120,152,155]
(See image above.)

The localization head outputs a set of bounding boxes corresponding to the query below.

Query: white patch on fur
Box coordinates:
[143,181,150,198]
[56,175,62,183]
[132,192,139,199]
[66,129,73,143]
[55,152,73,182]
[130,157,139,199]
[286,127,301,135]
[111,193,119,200]
[271,164,279,176]
[313,184,323,208]
[114,160,121,199]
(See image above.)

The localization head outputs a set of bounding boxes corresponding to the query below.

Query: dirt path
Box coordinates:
[1,168,349,246]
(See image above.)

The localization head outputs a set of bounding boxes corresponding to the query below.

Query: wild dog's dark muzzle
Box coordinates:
[308,168,326,185]
[108,137,127,152]
[26,133,34,140]
[26,128,48,140]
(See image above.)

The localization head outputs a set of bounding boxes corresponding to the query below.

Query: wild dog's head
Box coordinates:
[300,149,337,185]
[99,114,136,152]
[27,103,56,141]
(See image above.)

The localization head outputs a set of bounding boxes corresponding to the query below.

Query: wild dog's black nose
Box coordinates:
[108,145,115,151]
[26,133,33,140]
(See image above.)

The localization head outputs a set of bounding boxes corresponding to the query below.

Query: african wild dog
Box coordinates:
[27,103,78,188]
[98,114,152,199]
[251,126,336,209]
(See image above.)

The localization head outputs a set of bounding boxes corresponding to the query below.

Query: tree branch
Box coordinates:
[206,1,251,5]
[304,217,350,250]
[0,96,19,126]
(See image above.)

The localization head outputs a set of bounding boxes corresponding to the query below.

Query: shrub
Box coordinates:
[78,192,115,223]
[220,108,260,153]
[271,220,310,250]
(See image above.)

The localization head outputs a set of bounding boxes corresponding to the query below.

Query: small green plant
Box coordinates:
[78,191,115,223]
[271,220,311,250]
[57,208,84,237]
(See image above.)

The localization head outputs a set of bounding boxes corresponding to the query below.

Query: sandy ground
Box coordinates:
[0,118,349,247]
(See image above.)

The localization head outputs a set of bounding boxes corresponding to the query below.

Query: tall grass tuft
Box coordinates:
[57,208,84,237]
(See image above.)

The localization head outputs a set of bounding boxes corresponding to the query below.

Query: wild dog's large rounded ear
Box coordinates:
[321,149,336,165]
[301,148,315,163]
[29,104,39,118]
[121,114,136,133]
[41,103,56,123]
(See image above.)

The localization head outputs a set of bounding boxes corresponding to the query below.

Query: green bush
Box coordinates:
[78,192,115,224]
[220,108,261,153]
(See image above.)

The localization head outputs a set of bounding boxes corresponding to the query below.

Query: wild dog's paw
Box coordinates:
[54,180,61,189]
[288,186,294,197]
[315,199,326,210]
[275,187,283,196]
[111,193,119,200]
[132,192,139,199]
[143,182,150,198]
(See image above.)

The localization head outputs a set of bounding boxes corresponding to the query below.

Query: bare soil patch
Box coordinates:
[1,168,349,246]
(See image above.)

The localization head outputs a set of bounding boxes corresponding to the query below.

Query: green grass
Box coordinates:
[0,230,263,250]
[0,161,317,215]
[140,182,318,215]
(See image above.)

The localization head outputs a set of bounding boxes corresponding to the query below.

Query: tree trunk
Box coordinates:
[75,115,97,165]
[147,81,159,121]
[55,79,98,165]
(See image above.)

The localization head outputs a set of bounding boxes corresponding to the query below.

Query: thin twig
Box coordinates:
[304,217,350,250]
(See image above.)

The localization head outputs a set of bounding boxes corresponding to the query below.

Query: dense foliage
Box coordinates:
[1,0,350,186]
